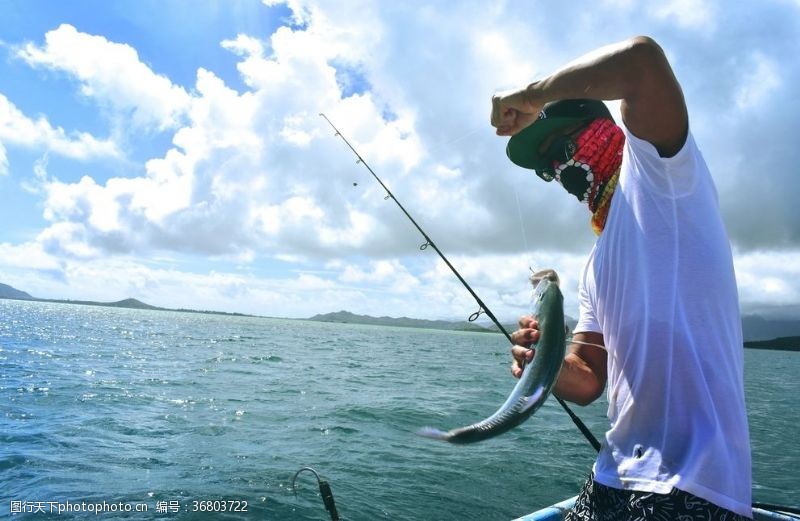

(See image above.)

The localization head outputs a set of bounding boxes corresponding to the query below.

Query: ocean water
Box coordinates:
[1,299,798,520]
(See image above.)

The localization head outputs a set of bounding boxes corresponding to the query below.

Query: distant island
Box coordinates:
[307,310,509,333]
[307,309,580,335]
[0,282,253,318]
[307,310,799,351]
[2,282,798,350]
[743,336,800,352]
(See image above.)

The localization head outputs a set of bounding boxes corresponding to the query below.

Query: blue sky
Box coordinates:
[1,0,799,321]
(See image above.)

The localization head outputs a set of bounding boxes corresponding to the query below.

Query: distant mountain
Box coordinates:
[741,314,800,341]
[41,296,166,311]
[308,310,576,335]
[0,283,34,300]
[0,282,250,317]
[310,310,799,346]
[308,310,492,332]
[106,298,162,310]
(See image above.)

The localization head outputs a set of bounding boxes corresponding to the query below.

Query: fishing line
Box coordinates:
[513,184,534,274]
[320,113,600,453]
[426,126,483,155]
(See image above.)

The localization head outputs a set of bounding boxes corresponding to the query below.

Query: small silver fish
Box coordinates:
[417,269,565,444]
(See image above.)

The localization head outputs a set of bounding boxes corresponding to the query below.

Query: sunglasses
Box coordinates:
[536,132,580,182]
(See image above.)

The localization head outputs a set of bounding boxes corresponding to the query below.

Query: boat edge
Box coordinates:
[513,497,800,520]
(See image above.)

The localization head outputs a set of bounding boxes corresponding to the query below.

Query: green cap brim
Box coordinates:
[506,116,587,171]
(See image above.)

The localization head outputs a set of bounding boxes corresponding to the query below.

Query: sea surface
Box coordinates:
[1,299,798,520]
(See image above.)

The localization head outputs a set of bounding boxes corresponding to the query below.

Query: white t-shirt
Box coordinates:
[575,125,752,517]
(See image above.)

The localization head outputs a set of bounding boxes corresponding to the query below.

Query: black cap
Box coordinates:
[506,99,613,172]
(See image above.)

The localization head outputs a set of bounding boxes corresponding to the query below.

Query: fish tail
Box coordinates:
[416,427,452,441]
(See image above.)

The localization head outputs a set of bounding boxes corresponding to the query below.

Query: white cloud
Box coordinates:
[0,93,119,162]
[220,34,265,59]
[654,0,716,31]
[37,222,102,259]
[601,0,636,8]
[734,250,800,309]
[472,31,538,90]
[0,142,7,176]
[735,53,781,110]
[15,7,434,261]
[420,250,594,319]
[0,241,62,271]
[16,24,191,131]
[339,259,421,294]
[263,0,312,26]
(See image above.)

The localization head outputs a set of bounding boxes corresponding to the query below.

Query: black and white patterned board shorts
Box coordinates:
[564,473,752,521]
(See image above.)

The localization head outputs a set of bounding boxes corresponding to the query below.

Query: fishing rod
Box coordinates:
[319,113,601,453]
[292,467,339,521]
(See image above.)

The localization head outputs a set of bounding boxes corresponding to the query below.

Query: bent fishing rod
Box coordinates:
[319,113,600,453]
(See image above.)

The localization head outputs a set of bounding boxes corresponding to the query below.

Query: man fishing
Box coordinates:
[492,36,752,520]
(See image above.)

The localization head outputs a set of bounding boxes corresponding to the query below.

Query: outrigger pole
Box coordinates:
[320,113,601,452]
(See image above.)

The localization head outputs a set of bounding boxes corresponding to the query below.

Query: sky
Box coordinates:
[0,0,798,324]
